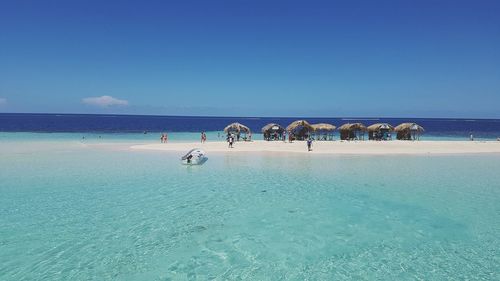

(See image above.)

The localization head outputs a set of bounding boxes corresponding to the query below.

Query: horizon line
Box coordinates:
[1,112,500,121]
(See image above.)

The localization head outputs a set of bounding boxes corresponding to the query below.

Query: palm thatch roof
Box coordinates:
[311,123,336,131]
[338,123,367,131]
[286,120,313,132]
[367,123,394,131]
[224,122,251,134]
[261,123,284,133]
[394,123,425,132]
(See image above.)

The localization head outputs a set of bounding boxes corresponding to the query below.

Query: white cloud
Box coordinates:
[82,95,129,107]
[0,98,6,106]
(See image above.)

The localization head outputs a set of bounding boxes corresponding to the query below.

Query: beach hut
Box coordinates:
[224,122,252,141]
[286,120,313,140]
[338,123,367,140]
[367,123,394,140]
[311,123,336,141]
[394,123,425,140]
[261,123,285,141]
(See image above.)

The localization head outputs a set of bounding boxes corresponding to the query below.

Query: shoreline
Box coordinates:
[2,139,499,156]
[130,140,500,155]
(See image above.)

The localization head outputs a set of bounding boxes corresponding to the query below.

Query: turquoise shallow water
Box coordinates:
[1,142,500,280]
[0,132,229,143]
[0,131,491,144]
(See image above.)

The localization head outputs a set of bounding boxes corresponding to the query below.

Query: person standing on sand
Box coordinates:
[470,133,474,141]
[201,132,206,143]
[228,134,234,148]
[307,138,313,151]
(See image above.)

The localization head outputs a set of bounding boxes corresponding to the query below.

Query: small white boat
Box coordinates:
[181,148,208,165]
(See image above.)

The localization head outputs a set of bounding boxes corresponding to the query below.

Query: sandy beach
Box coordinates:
[130,140,500,155]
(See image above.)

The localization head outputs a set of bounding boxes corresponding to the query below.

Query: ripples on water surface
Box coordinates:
[1,144,499,280]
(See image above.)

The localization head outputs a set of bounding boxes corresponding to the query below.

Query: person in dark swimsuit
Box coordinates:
[307,138,313,151]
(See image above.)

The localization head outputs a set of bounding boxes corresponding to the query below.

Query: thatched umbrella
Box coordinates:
[286,120,312,132]
[224,122,251,141]
[311,123,336,131]
[286,120,313,140]
[394,123,424,140]
[261,123,285,141]
[367,123,394,140]
[311,123,336,141]
[338,123,367,140]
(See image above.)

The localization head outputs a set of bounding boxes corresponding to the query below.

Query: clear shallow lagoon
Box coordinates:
[0,131,493,144]
[1,141,500,280]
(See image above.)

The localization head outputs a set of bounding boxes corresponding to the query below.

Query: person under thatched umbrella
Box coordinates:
[286,120,313,141]
[394,123,424,140]
[367,123,394,141]
[224,122,252,141]
[261,123,285,141]
[311,123,336,141]
[338,123,367,140]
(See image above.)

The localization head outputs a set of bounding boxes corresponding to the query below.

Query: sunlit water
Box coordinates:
[0,131,492,144]
[1,140,499,280]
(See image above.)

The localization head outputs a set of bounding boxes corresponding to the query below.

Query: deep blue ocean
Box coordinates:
[1,113,500,139]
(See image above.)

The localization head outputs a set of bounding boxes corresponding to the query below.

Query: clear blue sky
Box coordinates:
[1,0,499,118]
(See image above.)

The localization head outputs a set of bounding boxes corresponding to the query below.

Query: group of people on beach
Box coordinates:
[263,132,287,142]
[224,131,313,151]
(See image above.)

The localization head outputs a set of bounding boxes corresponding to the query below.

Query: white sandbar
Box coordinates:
[130,140,500,155]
